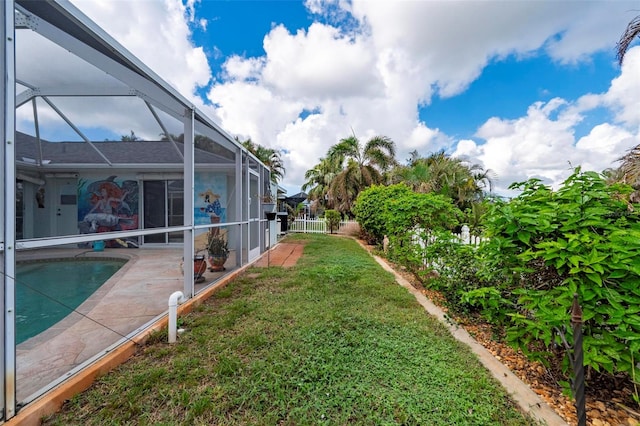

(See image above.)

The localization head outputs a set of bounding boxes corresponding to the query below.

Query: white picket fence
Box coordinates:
[288,216,359,234]
[453,225,485,246]
[413,225,485,249]
[406,225,485,270]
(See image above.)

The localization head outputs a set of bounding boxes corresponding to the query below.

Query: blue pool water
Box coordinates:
[15,259,126,344]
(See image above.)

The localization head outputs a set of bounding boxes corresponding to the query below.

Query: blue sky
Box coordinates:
[424,52,619,140]
[28,1,640,195]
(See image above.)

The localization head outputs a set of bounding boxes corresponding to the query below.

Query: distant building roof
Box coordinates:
[286,191,308,201]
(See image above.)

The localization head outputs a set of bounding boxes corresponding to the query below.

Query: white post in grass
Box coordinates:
[168,291,185,343]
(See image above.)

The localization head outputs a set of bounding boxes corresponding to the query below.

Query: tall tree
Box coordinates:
[326,134,396,216]
[611,15,640,200]
[390,150,493,209]
[121,130,142,141]
[302,155,344,209]
[238,138,285,184]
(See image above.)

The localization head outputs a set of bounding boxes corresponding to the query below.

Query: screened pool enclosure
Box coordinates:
[1,0,277,420]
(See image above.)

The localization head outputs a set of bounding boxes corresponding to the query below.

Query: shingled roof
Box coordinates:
[16,132,234,166]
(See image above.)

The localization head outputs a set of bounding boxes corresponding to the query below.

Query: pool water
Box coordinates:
[15,259,126,344]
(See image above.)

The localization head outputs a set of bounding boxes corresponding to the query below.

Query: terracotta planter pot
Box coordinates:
[194,255,207,277]
[208,255,227,272]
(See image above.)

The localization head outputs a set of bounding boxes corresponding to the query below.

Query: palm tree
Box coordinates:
[602,166,625,185]
[617,15,640,65]
[121,130,142,141]
[238,138,285,184]
[391,150,436,193]
[390,150,493,209]
[302,155,344,209]
[329,158,364,215]
[612,15,640,200]
[328,135,396,179]
[325,134,396,216]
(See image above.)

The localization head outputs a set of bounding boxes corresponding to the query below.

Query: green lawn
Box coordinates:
[43,234,536,425]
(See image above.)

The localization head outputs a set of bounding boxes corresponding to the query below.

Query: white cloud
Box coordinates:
[468,100,580,191]
[201,1,639,194]
[223,56,265,82]
[69,0,211,98]
[207,80,304,147]
[576,123,634,160]
[603,46,640,128]
[261,23,381,99]
[404,124,450,152]
[455,48,640,195]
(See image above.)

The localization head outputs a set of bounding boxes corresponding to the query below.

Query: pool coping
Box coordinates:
[16,252,137,350]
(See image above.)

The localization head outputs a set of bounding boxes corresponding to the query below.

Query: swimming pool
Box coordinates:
[16,259,126,344]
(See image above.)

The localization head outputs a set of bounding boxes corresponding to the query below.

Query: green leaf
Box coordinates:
[517,231,531,245]
[585,273,602,286]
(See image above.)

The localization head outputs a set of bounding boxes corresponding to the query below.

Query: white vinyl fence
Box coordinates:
[288,216,359,235]
[453,225,485,246]
[412,225,485,249]
[407,225,485,271]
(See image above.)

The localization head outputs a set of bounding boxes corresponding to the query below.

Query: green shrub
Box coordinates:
[383,192,462,269]
[353,184,413,245]
[355,168,640,388]
[481,169,640,380]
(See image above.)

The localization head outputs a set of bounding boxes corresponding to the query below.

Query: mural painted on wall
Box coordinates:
[78,176,139,247]
[194,172,226,226]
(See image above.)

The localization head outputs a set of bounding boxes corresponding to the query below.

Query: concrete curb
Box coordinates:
[358,241,568,426]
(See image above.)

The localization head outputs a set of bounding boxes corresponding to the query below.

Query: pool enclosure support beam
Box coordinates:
[245,153,251,261]
[235,147,242,267]
[40,96,113,166]
[194,120,238,157]
[145,100,183,161]
[183,107,195,299]
[16,86,135,108]
[31,98,43,166]
[2,0,16,420]
[16,3,187,121]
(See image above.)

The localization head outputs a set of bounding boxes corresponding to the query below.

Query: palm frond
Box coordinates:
[617,15,640,65]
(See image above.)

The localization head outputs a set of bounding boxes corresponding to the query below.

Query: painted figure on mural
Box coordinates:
[88,185,131,216]
[78,176,139,247]
[199,189,222,218]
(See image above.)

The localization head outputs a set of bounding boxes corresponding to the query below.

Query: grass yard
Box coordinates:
[43,234,536,425]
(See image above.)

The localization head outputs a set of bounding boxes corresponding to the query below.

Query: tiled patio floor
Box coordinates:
[253,242,305,268]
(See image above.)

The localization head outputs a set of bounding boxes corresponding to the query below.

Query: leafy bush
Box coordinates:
[357,169,640,387]
[383,192,462,269]
[353,184,413,244]
[392,168,640,388]
[481,169,640,379]
[411,229,512,325]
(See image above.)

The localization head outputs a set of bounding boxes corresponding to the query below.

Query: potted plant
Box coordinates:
[261,192,276,214]
[193,254,207,281]
[207,230,229,272]
[179,253,207,283]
